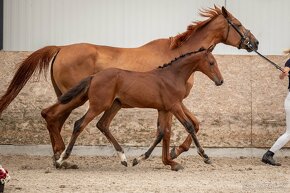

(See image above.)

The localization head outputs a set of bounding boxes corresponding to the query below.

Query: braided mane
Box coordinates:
[158,48,205,69]
[169,5,222,49]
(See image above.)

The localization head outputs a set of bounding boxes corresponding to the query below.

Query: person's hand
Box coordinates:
[279,67,290,79]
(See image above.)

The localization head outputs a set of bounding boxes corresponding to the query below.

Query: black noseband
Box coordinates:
[225,18,252,49]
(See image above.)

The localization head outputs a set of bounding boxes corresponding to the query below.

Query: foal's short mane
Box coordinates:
[158,48,205,69]
[169,5,222,49]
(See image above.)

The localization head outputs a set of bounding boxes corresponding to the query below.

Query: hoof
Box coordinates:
[56,161,79,169]
[132,158,139,167]
[171,163,184,171]
[121,161,128,167]
[55,161,61,169]
[170,146,178,160]
[204,158,212,164]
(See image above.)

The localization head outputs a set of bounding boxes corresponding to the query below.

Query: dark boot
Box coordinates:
[261,150,281,166]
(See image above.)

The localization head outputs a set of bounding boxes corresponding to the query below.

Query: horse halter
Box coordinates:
[224,18,251,49]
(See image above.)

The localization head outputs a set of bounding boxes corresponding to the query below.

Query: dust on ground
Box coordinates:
[1,155,290,193]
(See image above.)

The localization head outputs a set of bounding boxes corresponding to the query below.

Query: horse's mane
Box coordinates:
[158,48,205,69]
[169,5,222,49]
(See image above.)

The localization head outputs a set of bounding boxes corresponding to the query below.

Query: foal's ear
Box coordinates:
[222,6,229,18]
[207,45,215,53]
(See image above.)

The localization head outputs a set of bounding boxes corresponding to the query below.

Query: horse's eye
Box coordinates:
[210,62,214,66]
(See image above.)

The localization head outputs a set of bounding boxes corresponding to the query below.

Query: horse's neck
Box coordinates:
[180,19,225,52]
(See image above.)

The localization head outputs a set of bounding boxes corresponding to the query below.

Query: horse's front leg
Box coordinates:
[132,110,164,166]
[170,104,199,160]
[96,100,128,167]
[171,103,211,164]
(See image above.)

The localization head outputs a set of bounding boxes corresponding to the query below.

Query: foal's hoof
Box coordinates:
[204,158,212,164]
[203,156,212,164]
[170,146,178,160]
[132,158,139,166]
[55,161,79,169]
[121,161,128,167]
[171,163,184,171]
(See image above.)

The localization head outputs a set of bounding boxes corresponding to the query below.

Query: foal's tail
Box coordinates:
[0,46,61,114]
[58,76,93,104]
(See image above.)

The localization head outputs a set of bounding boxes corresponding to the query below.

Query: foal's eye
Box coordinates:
[210,62,214,66]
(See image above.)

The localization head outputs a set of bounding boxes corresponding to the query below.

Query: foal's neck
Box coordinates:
[161,53,202,83]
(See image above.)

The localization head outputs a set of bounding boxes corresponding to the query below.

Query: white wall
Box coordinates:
[215,0,290,55]
[3,0,290,54]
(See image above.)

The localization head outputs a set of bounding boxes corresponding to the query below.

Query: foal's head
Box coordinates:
[196,46,223,86]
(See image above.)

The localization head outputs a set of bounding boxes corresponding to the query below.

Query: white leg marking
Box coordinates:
[117,151,127,163]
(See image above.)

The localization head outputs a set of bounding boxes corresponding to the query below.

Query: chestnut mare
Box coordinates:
[42,48,223,170]
[0,6,259,166]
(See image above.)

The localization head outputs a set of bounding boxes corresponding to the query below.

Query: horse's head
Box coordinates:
[197,45,223,86]
[220,6,259,52]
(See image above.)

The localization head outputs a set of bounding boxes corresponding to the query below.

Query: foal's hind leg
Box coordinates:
[171,103,211,164]
[132,112,164,166]
[56,108,98,167]
[96,100,128,167]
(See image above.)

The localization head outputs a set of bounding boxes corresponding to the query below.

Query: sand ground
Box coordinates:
[1,154,290,193]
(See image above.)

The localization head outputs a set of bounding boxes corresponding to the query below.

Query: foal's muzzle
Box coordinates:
[215,79,224,86]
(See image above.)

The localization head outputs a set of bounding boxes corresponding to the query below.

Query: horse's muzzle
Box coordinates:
[246,40,259,52]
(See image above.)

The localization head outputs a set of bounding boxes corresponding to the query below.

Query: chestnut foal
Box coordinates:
[42,47,223,171]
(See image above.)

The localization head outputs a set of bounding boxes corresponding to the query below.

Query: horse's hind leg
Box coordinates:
[42,100,87,168]
[132,111,164,166]
[56,108,98,167]
[171,103,211,165]
[41,106,68,159]
[96,100,128,166]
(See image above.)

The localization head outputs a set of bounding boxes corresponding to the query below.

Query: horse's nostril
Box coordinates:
[255,40,259,45]
[220,80,224,84]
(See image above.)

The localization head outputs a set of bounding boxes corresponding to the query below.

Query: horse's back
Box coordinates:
[52,43,121,93]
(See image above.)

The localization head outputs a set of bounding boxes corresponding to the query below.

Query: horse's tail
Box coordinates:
[0,46,61,114]
[58,76,93,104]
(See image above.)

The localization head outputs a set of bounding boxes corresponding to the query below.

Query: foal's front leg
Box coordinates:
[170,104,199,160]
[171,103,211,164]
[159,111,184,171]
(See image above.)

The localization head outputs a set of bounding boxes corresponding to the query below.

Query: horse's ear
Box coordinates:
[222,6,229,18]
[207,45,215,53]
